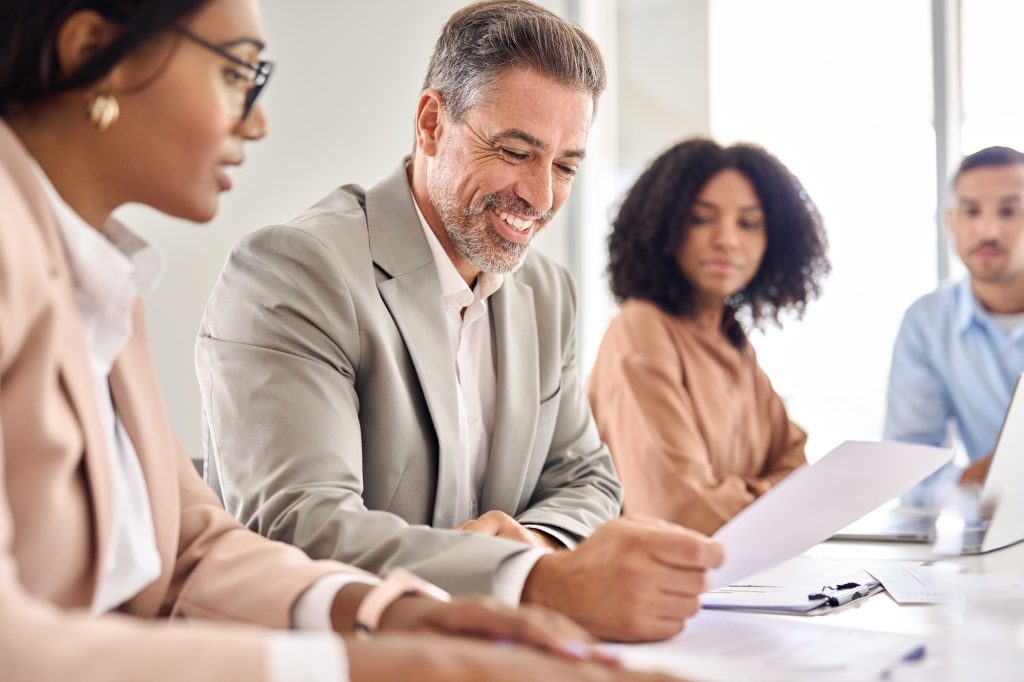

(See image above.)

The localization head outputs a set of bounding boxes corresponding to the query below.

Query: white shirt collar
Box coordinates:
[408,187,504,311]
[28,158,163,298]
[28,159,164,373]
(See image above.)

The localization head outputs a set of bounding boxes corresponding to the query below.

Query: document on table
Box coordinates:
[703,558,884,614]
[864,564,947,604]
[866,564,1024,604]
[700,583,882,614]
[711,440,952,589]
[605,611,926,682]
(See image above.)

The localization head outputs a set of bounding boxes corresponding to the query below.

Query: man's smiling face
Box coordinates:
[426,67,593,275]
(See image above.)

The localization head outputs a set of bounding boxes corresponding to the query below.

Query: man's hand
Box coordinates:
[959,453,993,487]
[346,633,689,682]
[520,516,724,642]
[457,510,551,549]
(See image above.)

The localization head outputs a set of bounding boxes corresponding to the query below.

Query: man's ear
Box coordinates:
[415,89,445,157]
[54,10,123,89]
[945,205,956,234]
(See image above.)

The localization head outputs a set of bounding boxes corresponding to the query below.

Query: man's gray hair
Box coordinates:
[423,0,606,121]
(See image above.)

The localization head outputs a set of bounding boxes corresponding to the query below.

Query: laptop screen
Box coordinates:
[979,372,1024,553]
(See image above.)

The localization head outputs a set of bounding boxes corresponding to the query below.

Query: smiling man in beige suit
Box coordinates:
[199,0,724,643]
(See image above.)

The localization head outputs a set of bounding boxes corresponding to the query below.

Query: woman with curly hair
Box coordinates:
[588,138,830,535]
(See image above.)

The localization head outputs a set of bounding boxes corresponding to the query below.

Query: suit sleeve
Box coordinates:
[197,225,534,596]
[514,268,623,539]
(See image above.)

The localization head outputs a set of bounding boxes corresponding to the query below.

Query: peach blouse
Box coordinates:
[588,299,807,535]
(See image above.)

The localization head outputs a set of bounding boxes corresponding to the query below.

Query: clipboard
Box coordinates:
[701,579,885,616]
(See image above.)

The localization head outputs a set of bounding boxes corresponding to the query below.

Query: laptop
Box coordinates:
[832,373,1024,555]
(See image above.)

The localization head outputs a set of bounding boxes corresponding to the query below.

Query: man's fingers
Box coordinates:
[457,517,498,535]
[655,568,712,598]
[652,596,702,624]
[645,530,724,570]
[607,517,724,570]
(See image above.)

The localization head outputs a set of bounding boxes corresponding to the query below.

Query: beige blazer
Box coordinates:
[197,162,622,595]
[0,121,357,682]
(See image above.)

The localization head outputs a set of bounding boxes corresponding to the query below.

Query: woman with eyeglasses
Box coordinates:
[588,138,830,536]
[0,2,676,681]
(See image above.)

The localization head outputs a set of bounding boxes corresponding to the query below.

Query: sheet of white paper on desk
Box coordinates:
[711,440,952,589]
[604,610,926,682]
[864,564,948,604]
[702,557,883,613]
[701,587,830,612]
[930,571,1024,601]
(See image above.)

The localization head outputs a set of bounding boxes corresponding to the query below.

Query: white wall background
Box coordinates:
[123,0,1007,467]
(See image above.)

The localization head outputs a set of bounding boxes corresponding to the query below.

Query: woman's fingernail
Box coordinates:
[565,640,590,660]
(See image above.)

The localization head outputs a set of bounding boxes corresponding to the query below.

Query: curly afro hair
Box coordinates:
[608,138,830,347]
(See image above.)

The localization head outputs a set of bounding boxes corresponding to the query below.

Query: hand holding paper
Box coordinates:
[710,441,952,589]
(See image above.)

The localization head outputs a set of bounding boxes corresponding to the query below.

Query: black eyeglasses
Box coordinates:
[171,25,273,121]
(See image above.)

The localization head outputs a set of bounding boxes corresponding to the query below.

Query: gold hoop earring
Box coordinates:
[86,94,120,131]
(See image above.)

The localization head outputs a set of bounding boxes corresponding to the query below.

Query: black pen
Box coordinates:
[807,580,881,607]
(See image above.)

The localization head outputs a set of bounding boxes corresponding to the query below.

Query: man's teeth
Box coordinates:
[496,209,534,232]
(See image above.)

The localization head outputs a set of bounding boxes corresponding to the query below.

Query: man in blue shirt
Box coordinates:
[885,146,1024,502]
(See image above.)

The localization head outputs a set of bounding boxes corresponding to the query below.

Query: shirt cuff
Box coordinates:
[523,523,579,550]
[266,631,349,682]
[492,547,549,606]
[293,573,382,631]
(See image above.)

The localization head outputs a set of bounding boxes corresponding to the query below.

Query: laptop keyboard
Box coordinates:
[888,517,935,535]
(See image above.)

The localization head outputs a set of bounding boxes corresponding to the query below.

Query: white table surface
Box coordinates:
[788,538,1024,635]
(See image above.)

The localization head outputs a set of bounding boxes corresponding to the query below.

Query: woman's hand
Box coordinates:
[378,594,620,665]
[345,633,687,682]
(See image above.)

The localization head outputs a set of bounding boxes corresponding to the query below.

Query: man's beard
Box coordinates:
[429,176,552,274]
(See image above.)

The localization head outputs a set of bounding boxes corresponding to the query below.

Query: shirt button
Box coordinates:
[469,414,479,425]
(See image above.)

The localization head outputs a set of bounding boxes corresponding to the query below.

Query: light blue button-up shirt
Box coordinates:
[885,278,1024,495]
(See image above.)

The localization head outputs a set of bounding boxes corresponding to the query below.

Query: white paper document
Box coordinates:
[605,611,926,682]
[711,441,952,589]
[864,564,947,604]
[701,586,835,613]
[704,558,884,614]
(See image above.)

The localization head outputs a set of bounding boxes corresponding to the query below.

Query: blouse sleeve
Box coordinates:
[743,363,807,496]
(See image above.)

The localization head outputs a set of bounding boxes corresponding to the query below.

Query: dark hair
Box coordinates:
[953,145,1024,186]
[608,138,830,348]
[0,0,209,115]
[423,0,606,121]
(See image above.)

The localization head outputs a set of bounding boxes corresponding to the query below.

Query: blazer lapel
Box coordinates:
[57,309,114,585]
[6,118,116,592]
[366,163,462,528]
[480,274,539,512]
